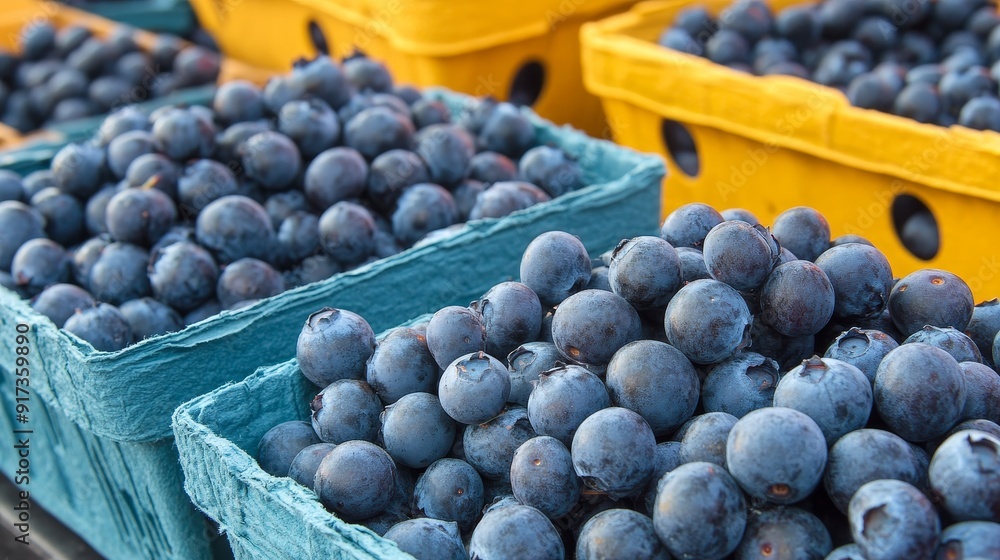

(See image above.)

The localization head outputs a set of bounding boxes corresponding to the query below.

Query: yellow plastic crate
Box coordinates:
[0,0,273,151]
[582,0,1000,300]
[188,0,638,136]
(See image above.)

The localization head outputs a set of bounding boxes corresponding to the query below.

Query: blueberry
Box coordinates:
[940,67,994,117]
[875,343,967,442]
[815,242,894,319]
[414,124,474,188]
[70,235,110,289]
[550,288,638,365]
[702,352,781,419]
[20,22,56,60]
[22,171,57,201]
[462,407,536,482]
[585,265,613,291]
[290,55,354,110]
[476,102,535,159]
[959,362,1000,423]
[936,521,1000,559]
[105,128,155,179]
[366,149,429,213]
[303,147,368,211]
[31,283,96,328]
[889,269,974,337]
[472,281,543,359]
[659,27,704,56]
[527,364,611,446]
[761,260,836,337]
[148,241,217,312]
[719,0,773,42]
[824,428,929,514]
[83,186,120,237]
[240,131,302,191]
[125,154,180,200]
[517,146,584,198]
[314,440,395,521]
[958,95,1000,130]
[660,204,724,249]
[410,98,451,129]
[468,151,518,184]
[344,106,416,160]
[968,299,1000,366]
[824,327,899,383]
[736,507,833,560]
[212,80,264,124]
[507,342,562,407]
[296,307,375,387]
[263,191,309,230]
[906,64,943,85]
[383,518,466,560]
[278,99,340,160]
[196,195,274,264]
[653,461,747,559]
[929,430,1000,521]
[176,159,240,217]
[63,303,133,352]
[727,407,828,504]
[152,108,214,161]
[665,279,752,364]
[572,407,655,499]
[367,327,439,404]
[707,29,751,65]
[0,202,46,273]
[382,392,456,469]
[342,56,392,93]
[215,121,272,165]
[604,339,699,436]
[438,352,510,425]
[703,221,780,292]
[216,258,284,309]
[468,180,550,220]
[771,207,831,262]
[308,379,381,444]
[469,504,564,560]
[775,356,873,444]
[848,479,940,560]
[338,92,412,124]
[904,326,983,363]
[275,211,319,265]
[854,17,899,53]
[285,255,342,288]
[426,306,486,371]
[30,188,84,247]
[119,297,183,340]
[675,6,715,38]
[577,509,670,560]
[411,457,485,531]
[893,82,943,123]
[52,143,105,199]
[87,242,150,304]
[510,436,580,519]
[318,201,376,265]
[288,443,337,489]
[518,232,591,308]
[608,236,681,310]
[392,184,458,247]
[105,187,177,247]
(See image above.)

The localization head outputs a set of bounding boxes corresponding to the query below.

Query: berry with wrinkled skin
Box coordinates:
[462,407,536,482]
[608,236,682,310]
[366,327,439,404]
[472,282,542,359]
[310,379,381,444]
[507,342,562,407]
[703,221,780,292]
[703,352,781,419]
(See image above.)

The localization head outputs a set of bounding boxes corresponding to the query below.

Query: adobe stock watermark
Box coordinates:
[714,84,831,201]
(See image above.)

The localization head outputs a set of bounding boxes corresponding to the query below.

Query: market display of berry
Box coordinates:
[658,0,1000,130]
[258,203,1000,560]
[0,54,586,352]
[0,20,220,133]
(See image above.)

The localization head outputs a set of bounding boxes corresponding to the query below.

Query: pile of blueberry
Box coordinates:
[0,21,220,133]
[260,202,1000,559]
[0,53,584,352]
[659,0,1000,131]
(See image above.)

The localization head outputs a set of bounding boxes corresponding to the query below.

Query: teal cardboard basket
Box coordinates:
[0,89,665,560]
[69,0,196,35]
